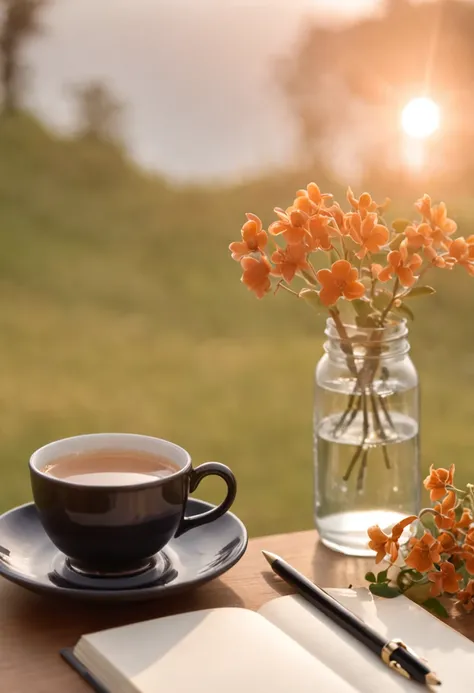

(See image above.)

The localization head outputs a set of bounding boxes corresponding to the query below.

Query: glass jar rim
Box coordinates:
[325,316,407,333]
[324,317,409,351]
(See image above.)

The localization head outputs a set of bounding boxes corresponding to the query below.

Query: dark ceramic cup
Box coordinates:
[29,433,237,576]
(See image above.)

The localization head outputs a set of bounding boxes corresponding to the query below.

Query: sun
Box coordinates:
[401,97,440,139]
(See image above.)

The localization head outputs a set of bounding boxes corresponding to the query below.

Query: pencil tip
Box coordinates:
[262,550,279,566]
[426,673,441,686]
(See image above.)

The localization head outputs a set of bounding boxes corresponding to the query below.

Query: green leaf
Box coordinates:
[371,291,392,312]
[422,598,449,619]
[365,572,376,583]
[404,285,436,299]
[419,513,436,533]
[392,302,415,321]
[369,583,401,598]
[352,298,372,318]
[389,234,404,250]
[392,218,411,234]
[398,568,424,582]
[298,289,324,313]
[377,569,389,583]
[329,249,339,264]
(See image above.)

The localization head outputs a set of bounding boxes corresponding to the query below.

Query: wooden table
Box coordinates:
[2,529,474,692]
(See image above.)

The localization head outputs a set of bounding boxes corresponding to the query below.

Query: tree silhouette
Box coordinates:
[72,81,125,145]
[0,0,47,114]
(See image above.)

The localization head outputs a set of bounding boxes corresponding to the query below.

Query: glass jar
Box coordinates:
[313,317,420,556]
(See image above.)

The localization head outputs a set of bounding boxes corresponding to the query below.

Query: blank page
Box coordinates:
[259,589,474,693]
[77,607,359,693]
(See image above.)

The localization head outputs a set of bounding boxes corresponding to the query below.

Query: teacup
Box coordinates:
[29,433,237,576]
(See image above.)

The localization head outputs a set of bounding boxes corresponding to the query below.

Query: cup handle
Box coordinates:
[175,462,237,537]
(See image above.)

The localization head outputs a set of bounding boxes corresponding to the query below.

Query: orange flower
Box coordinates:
[415,194,432,220]
[305,182,333,206]
[293,194,314,216]
[430,202,457,249]
[307,214,333,251]
[438,532,458,555]
[434,491,457,531]
[461,545,474,575]
[229,213,268,261]
[405,531,441,572]
[423,464,455,501]
[367,515,416,564]
[391,515,417,541]
[346,212,389,258]
[377,245,422,287]
[403,222,432,250]
[428,561,463,597]
[347,188,377,213]
[465,528,474,547]
[240,255,272,299]
[316,260,365,307]
[414,196,456,250]
[456,507,473,530]
[293,183,333,215]
[346,188,388,217]
[324,202,345,233]
[403,223,448,268]
[367,525,394,563]
[456,580,474,613]
[269,208,310,245]
[307,182,333,205]
[445,237,474,276]
[271,243,310,283]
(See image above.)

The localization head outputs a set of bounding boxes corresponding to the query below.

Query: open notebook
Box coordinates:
[62,589,473,693]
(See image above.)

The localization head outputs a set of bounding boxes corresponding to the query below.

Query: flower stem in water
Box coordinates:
[343,391,369,482]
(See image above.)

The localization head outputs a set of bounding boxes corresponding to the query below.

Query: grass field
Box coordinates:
[0,115,473,537]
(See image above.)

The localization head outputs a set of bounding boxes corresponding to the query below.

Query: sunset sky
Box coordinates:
[26,0,383,180]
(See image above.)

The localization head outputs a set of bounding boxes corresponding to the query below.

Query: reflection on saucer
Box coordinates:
[49,551,177,590]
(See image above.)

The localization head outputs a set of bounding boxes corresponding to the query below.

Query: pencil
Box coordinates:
[262,550,440,687]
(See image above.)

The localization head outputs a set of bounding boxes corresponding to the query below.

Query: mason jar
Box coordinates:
[313,318,420,556]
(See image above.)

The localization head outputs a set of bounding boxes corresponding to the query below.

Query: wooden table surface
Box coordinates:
[2,529,474,692]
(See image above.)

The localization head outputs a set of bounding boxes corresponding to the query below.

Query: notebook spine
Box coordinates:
[60,648,110,693]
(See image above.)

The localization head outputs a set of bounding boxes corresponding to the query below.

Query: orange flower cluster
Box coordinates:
[403,195,474,273]
[229,184,471,318]
[366,464,474,613]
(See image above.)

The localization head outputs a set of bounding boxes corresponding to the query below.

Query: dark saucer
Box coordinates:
[0,499,247,602]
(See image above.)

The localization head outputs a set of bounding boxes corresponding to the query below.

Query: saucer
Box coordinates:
[0,499,247,602]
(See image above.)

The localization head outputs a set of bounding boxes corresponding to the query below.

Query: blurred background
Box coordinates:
[0,0,473,536]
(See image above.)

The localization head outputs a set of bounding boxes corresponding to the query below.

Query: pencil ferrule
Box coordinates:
[381,639,411,679]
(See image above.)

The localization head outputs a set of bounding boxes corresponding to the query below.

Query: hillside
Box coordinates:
[0,114,473,536]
